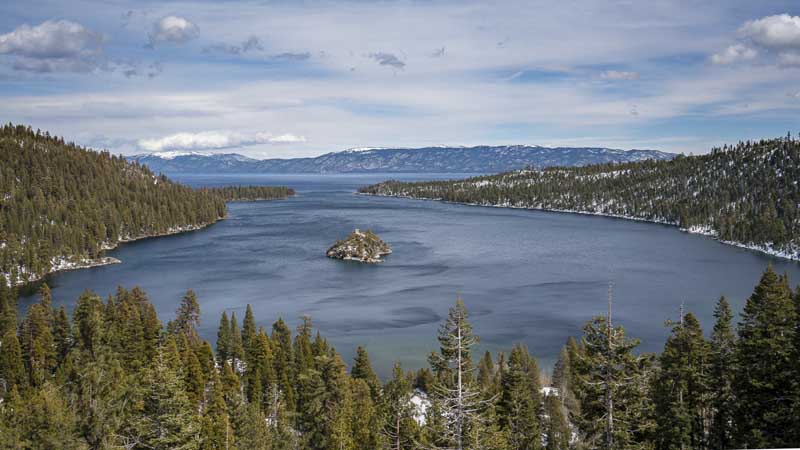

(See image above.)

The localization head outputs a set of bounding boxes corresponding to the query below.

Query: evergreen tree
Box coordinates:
[6,382,85,449]
[217,311,231,364]
[428,297,489,450]
[271,318,295,413]
[135,343,201,450]
[654,311,710,450]
[544,393,570,450]
[19,284,57,386]
[229,312,244,374]
[382,362,419,450]
[708,297,735,450]
[351,378,382,450]
[351,346,381,401]
[498,344,542,450]
[172,290,201,347]
[734,267,797,448]
[552,342,580,429]
[0,330,25,396]
[574,314,654,450]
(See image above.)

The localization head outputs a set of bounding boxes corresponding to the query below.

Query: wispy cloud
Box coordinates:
[204,36,263,55]
[711,44,757,64]
[369,52,405,69]
[273,51,311,61]
[600,70,640,80]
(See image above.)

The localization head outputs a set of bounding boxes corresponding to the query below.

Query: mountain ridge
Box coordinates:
[127,145,676,174]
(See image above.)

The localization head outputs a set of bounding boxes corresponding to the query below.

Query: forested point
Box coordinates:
[204,185,295,202]
[0,266,798,449]
[0,124,293,286]
[360,135,800,260]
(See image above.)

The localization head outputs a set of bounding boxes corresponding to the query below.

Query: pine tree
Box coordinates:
[0,330,25,396]
[0,276,17,337]
[351,378,382,450]
[498,344,542,450]
[428,297,489,450]
[654,311,710,450]
[217,311,231,364]
[229,312,244,374]
[544,393,570,450]
[708,297,735,450]
[135,343,201,450]
[573,312,654,450]
[552,342,580,428]
[351,346,381,401]
[7,382,84,449]
[382,362,418,450]
[271,318,295,413]
[242,305,258,364]
[734,267,797,448]
[19,286,57,386]
[200,369,232,450]
[171,289,201,347]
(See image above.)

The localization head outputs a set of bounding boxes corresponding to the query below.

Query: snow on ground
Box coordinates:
[410,390,430,426]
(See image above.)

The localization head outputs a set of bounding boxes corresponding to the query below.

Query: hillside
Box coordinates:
[360,136,800,260]
[0,124,229,285]
[127,145,675,174]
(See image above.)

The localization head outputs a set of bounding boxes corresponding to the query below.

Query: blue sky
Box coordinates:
[1,0,799,157]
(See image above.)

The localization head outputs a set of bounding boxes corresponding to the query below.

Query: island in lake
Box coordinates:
[326,229,392,263]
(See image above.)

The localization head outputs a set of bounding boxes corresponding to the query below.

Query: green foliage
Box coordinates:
[653,313,710,450]
[708,297,735,450]
[1,267,799,449]
[0,124,227,284]
[498,344,543,450]
[734,266,797,448]
[204,185,294,202]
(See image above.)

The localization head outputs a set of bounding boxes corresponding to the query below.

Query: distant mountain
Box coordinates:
[127,145,676,174]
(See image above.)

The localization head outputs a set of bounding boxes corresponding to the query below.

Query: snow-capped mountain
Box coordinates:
[127,145,676,175]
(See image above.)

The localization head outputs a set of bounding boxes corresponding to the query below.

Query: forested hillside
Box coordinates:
[360,135,800,260]
[1,267,798,449]
[206,185,295,202]
[0,125,290,286]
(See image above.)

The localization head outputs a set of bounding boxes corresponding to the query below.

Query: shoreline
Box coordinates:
[9,216,226,287]
[359,192,800,262]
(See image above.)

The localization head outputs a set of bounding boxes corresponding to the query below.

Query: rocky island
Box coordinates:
[326,229,392,263]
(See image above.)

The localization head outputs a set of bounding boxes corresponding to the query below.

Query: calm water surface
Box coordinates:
[19,174,800,377]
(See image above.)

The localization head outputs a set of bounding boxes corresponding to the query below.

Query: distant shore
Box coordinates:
[359,192,800,262]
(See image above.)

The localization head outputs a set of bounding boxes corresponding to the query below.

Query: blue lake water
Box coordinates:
[19,173,800,377]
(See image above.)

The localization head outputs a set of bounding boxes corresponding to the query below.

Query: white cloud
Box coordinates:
[148,16,199,47]
[0,20,104,72]
[138,131,306,151]
[739,14,800,49]
[778,51,800,67]
[711,44,757,64]
[600,70,640,80]
[267,134,306,143]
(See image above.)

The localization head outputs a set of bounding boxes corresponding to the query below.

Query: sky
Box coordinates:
[1,0,799,158]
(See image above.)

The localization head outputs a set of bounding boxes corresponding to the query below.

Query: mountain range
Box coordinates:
[127,145,676,174]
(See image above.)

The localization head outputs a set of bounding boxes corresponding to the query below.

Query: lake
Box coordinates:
[18,173,800,378]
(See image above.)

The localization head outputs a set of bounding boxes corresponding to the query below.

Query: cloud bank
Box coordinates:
[138,131,306,152]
